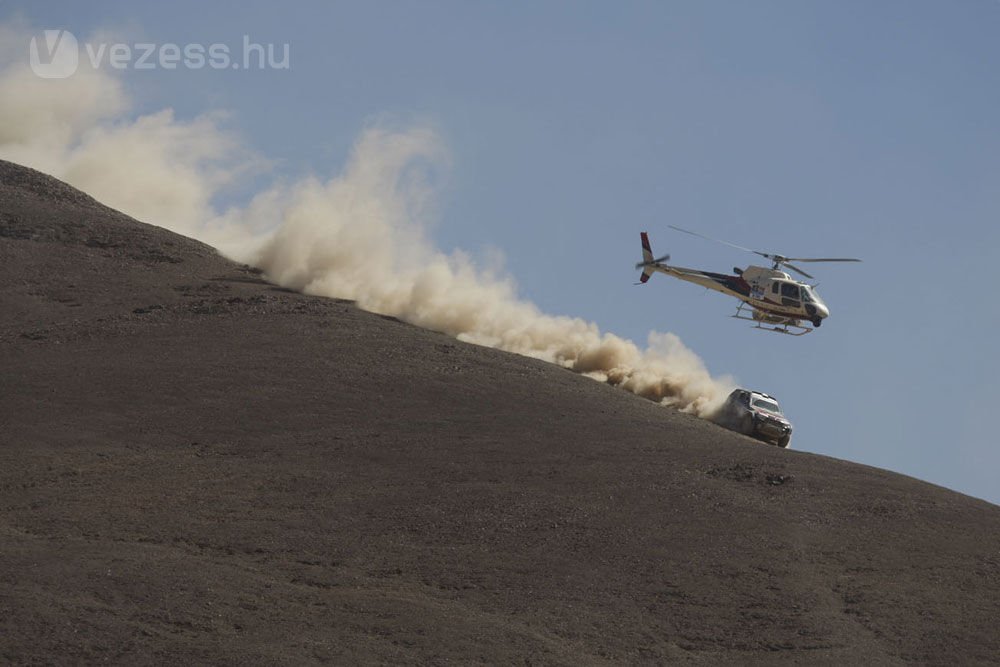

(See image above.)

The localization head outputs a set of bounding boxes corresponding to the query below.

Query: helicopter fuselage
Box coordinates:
[642,262,830,327]
[636,229,855,335]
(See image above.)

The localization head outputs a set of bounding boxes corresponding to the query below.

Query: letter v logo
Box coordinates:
[29,29,79,79]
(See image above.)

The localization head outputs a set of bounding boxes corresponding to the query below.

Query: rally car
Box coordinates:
[716,388,792,448]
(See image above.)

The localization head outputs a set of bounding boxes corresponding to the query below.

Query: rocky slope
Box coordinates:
[2,160,999,664]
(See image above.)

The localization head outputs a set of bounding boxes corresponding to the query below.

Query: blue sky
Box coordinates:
[6,1,1000,503]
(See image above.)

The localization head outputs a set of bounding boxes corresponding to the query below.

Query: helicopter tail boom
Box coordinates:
[636,231,755,298]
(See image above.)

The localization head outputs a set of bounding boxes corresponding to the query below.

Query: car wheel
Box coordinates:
[741,414,754,436]
[777,434,790,448]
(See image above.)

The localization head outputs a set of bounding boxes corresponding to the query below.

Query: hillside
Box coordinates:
[2,159,999,665]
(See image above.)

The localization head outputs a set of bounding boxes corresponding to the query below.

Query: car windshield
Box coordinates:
[752,398,781,414]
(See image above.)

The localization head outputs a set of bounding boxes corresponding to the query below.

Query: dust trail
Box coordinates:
[246,128,734,414]
[0,22,734,415]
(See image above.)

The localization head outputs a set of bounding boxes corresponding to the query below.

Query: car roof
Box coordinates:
[728,388,781,402]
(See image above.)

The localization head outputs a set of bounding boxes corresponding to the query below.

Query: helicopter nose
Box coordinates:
[805,303,829,319]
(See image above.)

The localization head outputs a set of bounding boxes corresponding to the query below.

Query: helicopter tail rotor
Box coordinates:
[635,232,670,283]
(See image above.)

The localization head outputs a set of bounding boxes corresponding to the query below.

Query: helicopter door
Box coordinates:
[779,282,801,308]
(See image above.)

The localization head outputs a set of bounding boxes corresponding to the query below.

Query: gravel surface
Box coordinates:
[2,159,999,665]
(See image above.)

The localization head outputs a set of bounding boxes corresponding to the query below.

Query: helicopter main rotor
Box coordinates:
[667,225,861,280]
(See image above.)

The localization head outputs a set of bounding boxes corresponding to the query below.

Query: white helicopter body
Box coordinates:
[636,227,858,336]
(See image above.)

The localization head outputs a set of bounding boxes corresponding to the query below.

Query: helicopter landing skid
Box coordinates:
[731,303,813,336]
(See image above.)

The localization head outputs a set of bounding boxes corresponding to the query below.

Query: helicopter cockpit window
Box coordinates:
[780,283,799,299]
[771,283,779,294]
[800,286,814,302]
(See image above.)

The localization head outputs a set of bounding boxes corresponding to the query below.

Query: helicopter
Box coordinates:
[635,225,861,336]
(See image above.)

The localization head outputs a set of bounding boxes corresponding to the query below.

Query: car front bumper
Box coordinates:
[753,417,792,441]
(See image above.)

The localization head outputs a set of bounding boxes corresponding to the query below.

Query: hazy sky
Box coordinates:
[5,1,999,504]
